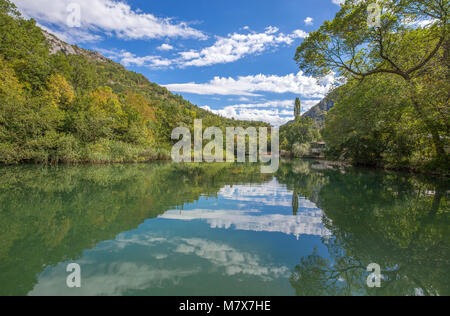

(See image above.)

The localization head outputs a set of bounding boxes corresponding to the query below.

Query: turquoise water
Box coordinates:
[0,161,448,296]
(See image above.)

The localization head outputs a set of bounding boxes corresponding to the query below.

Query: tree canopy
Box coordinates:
[295,0,449,173]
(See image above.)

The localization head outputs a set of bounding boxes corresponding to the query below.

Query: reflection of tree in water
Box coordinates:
[0,163,271,296]
[290,247,369,296]
[278,160,327,208]
[279,162,450,296]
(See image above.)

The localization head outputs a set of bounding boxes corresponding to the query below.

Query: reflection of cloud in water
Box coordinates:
[113,235,167,249]
[107,234,289,281]
[29,234,290,295]
[30,180,326,295]
[159,208,331,239]
[30,263,200,296]
[218,180,293,207]
[174,238,289,280]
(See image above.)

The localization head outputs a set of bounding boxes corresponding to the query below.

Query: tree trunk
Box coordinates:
[431,130,445,157]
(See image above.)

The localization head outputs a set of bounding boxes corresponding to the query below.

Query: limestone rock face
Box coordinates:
[42,29,109,63]
[303,95,336,128]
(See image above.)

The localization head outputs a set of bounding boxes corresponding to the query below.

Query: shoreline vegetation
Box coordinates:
[0,1,268,167]
[280,1,449,176]
[0,1,448,177]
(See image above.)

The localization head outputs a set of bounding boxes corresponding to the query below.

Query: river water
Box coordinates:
[0,160,448,296]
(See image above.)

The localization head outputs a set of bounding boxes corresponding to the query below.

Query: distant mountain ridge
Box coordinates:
[303,93,336,128]
[281,91,337,129]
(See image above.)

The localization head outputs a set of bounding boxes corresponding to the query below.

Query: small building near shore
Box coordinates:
[310,142,327,158]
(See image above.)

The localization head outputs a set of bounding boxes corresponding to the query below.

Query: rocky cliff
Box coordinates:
[303,92,337,128]
[42,30,109,63]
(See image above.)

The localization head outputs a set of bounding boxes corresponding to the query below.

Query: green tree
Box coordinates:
[0,0,269,165]
[295,0,449,164]
[280,117,320,151]
[294,98,302,120]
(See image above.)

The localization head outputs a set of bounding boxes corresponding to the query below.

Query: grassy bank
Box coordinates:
[0,138,170,165]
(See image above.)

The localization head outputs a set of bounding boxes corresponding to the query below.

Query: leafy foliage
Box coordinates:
[295,0,449,173]
[0,0,268,165]
[280,115,320,153]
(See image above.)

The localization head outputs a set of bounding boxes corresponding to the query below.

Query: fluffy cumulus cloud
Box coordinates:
[157,43,174,51]
[13,0,207,43]
[100,27,309,68]
[202,105,293,126]
[163,70,334,126]
[177,27,307,67]
[201,99,321,126]
[163,71,335,98]
[304,17,314,26]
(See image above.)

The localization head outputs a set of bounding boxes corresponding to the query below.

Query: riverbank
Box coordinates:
[1,144,448,178]
[282,150,449,177]
[0,139,171,166]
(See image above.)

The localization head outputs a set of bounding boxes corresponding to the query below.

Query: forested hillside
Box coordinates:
[0,0,268,165]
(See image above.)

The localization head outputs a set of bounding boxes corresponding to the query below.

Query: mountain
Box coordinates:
[281,90,337,130]
[303,92,337,128]
[43,30,109,62]
[41,30,244,126]
[0,0,268,165]
[40,29,269,130]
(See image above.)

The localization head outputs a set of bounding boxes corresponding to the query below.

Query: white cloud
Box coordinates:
[264,26,279,34]
[94,26,309,68]
[38,23,102,43]
[173,238,290,279]
[175,27,308,67]
[98,48,172,68]
[163,71,335,98]
[157,43,174,51]
[105,27,308,69]
[201,99,321,126]
[304,17,314,26]
[332,0,345,5]
[202,105,294,126]
[13,0,207,43]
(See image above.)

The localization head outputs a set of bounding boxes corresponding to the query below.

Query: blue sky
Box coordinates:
[13,0,343,125]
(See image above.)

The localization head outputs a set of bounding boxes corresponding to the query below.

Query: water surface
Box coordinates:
[0,161,448,296]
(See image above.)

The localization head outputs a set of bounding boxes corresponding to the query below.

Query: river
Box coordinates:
[0,160,448,296]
